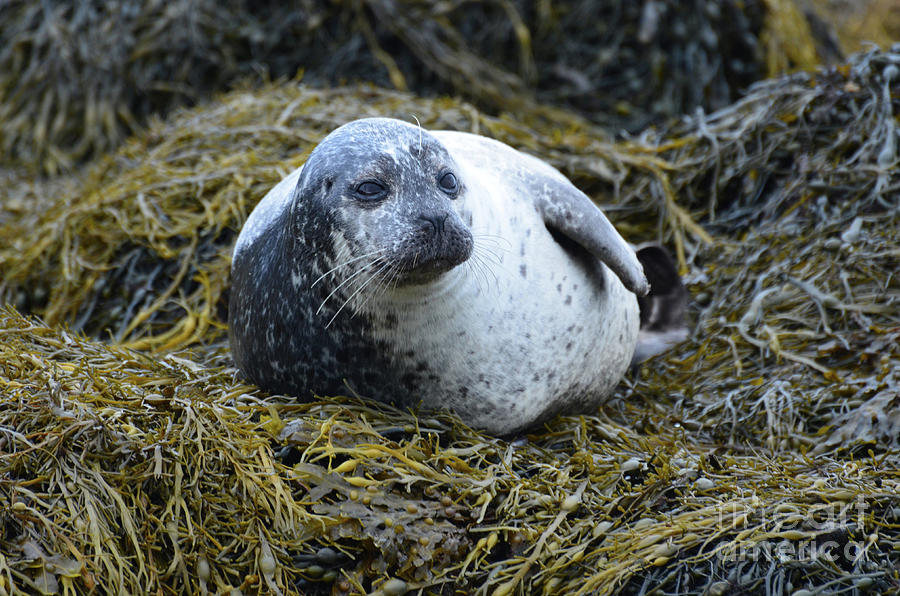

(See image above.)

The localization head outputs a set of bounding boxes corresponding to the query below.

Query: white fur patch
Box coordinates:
[233,166,302,258]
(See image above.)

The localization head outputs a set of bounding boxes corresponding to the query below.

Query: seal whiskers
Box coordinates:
[465,234,507,294]
[311,248,387,288]
[411,114,423,155]
[324,257,394,327]
[357,259,404,313]
[315,254,387,316]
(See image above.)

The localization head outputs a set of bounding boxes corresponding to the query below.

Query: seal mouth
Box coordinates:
[396,250,472,285]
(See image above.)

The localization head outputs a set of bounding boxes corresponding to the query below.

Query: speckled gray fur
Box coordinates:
[230,118,648,435]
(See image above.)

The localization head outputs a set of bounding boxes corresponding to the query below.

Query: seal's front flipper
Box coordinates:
[535,178,649,296]
[631,244,688,365]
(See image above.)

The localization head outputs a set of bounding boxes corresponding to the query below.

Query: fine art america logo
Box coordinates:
[716,496,871,563]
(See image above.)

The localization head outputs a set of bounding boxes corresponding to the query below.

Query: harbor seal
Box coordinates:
[230,118,681,435]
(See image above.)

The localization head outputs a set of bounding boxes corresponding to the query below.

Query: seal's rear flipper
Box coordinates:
[631,244,688,365]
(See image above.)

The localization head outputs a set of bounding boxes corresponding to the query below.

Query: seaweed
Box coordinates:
[0,0,842,174]
[0,306,897,595]
[810,0,900,54]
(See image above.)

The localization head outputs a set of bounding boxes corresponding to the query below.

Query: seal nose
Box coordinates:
[420,213,448,237]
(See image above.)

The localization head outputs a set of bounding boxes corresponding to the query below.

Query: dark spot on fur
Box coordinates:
[556,283,562,293]
[566,342,573,351]
[533,373,541,382]
[520,264,527,278]
[565,295,572,305]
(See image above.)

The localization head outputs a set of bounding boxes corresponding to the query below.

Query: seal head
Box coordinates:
[288,118,474,288]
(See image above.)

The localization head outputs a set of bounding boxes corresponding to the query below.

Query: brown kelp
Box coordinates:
[0,0,840,174]
[1,305,896,595]
[811,0,900,54]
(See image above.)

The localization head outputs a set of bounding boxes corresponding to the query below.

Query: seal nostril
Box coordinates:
[420,213,448,236]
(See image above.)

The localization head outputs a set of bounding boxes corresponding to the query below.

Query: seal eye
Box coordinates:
[354,180,388,201]
[438,172,459,195]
